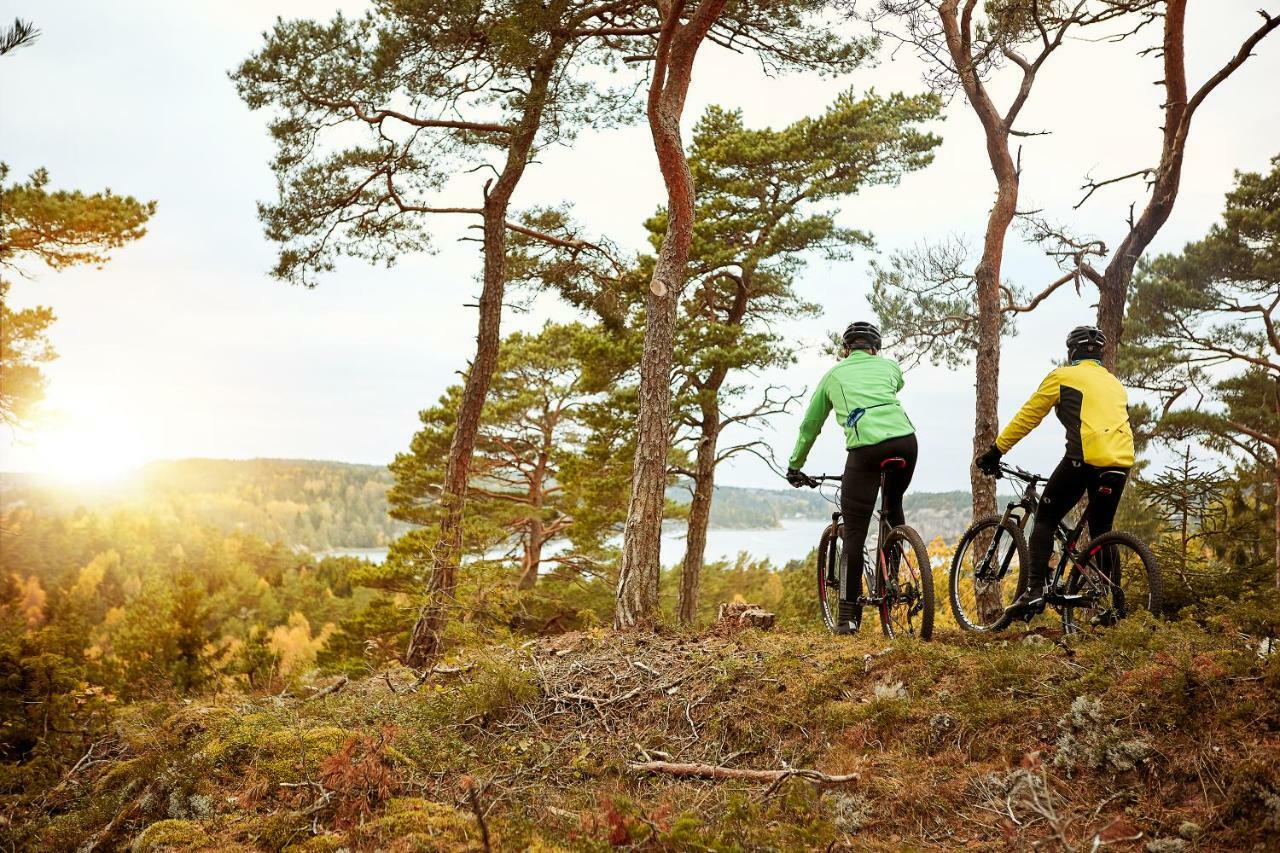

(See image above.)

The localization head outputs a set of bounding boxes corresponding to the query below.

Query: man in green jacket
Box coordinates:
[787,321,917,633]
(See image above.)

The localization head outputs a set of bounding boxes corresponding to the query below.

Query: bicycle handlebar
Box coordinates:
[995,461,1042,482]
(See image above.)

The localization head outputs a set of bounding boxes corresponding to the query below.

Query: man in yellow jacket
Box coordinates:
[975,326,1135,619]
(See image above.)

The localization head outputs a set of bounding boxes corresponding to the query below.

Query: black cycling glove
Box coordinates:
[785,468,810,488]
[975,445,1003,475]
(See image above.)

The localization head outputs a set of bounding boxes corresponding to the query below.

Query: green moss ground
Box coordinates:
[11,610,1279,851]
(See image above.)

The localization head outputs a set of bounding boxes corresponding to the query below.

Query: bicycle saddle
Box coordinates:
[880,457,908,470]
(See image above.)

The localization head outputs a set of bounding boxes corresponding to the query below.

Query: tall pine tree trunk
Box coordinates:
[520,515,544,591]
[940,1,1018,623]
[1273,457,1279,591]
[405,50,560,668]
[615,1,727,629]
[970,182,1014,623]
[678,424,717,625]
[405,198,513,666]
[616,250,683,627]
[676,270,745,625]
[1273,376,1279,591]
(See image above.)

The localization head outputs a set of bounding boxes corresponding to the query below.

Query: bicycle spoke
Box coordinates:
[950,517,1026,631]
[882,527,931,639]
[1063,533,1161,631]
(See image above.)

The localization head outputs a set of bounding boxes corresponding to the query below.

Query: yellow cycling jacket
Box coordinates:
[995,359,1135,468]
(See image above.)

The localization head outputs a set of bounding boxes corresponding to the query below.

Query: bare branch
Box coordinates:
[299,94,514,134]
[1074,168,1153,209]
[1185,10,1280,119]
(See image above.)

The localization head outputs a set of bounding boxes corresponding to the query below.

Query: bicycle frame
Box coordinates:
[811,472,891,606]
[992,463,1111,609]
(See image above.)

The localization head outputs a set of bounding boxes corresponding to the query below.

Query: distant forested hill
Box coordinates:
[1,460,996,551]
[675,483,993,542]
[0,459,407,550]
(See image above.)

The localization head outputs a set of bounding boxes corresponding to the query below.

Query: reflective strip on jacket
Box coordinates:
[995,359,1135,468]
[788,351,915,470]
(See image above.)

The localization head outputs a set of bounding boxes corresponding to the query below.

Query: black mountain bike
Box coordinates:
[949,461,1161,633]
[806,458,934,639]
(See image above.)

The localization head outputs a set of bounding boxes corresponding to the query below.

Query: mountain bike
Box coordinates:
[805,458,933,639]
[949,461,1161,633]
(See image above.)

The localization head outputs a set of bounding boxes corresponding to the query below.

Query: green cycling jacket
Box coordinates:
[788,350,915,469]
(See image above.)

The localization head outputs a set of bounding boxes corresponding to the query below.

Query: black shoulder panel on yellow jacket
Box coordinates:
[1057,384,1084,462]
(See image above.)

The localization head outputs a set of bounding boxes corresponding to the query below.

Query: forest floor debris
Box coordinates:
[8,611,1279,851]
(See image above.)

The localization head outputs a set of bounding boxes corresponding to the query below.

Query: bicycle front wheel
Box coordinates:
[817,522,864,633]
[880,525,933,640]
[816,522,840,631]
[1062,531,1162,632]
[950,515,1028,632]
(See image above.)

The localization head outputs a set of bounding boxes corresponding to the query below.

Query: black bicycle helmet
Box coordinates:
[1066,325,1106,359]
[843,321,882,351]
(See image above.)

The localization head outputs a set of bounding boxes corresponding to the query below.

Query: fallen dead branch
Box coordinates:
[305,675,348,701]
[554,685,644,707]
[627,760,859,789]
[410,662,475,689]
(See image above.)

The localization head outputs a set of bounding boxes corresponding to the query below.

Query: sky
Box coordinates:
[1,1,1277,492]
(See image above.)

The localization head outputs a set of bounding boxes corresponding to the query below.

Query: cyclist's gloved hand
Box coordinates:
[975,445,1003,475]
[785,468,810,488]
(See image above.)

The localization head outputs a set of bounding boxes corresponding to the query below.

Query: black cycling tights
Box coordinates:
[840,433,918,599]
[1027,457,1129,590]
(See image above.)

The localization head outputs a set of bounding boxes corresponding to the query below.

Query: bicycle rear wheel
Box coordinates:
[880,525,933,640]
[1062,531,1162,632]
[949,515,1028,632]
[817,522,863,632]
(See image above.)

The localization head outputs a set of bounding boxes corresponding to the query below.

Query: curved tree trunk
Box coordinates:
[677,425,717,625]
[1273,458,1279,591]
[615,1,727,630]
[676,270,746,625]
[616,249,683,628]
[1098,1,1187,369]
[969,178,1016,623]
[520,516,544,591]
[1094,2,1278,368]
[405,198,513,667]
[405,50,560,669]
[941,0,1018,623]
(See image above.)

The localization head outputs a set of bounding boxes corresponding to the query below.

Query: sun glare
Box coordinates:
[22,415,148,486]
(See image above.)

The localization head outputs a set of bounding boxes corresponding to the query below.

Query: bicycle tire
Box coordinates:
[817,522,863,633]
[949,515,1029,632]
[880,524,934,640]
[1062,530,1162,631]
[816,522,839,631]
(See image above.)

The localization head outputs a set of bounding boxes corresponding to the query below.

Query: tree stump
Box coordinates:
[715,602,776,632]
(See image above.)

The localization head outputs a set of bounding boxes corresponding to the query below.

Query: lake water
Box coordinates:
[324,517,832,567]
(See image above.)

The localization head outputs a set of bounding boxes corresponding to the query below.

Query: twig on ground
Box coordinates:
[631,659,662,678]
[463,779,492,853]
[305,675,348,701]
[627,760,859,789]
[684,697,699,740]
[555,685,643,707]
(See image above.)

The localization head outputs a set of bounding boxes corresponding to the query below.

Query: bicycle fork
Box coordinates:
[977,517,1022,584]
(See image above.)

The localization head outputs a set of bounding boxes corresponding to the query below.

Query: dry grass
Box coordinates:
[10,611,1279,851]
